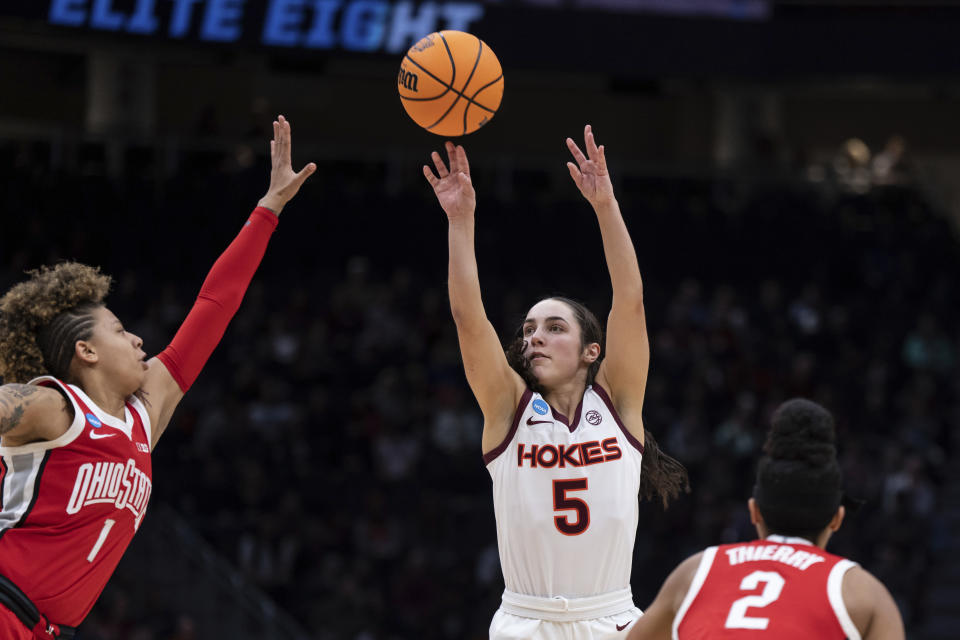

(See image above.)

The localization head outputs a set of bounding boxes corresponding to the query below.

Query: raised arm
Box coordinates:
[141,115,315,448]
[423,142,524,453]
[567,125,648,443]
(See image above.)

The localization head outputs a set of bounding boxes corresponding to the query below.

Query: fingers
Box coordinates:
[566,136,587,167]
[278,115,292,166]
[423,165,439,187]
[425,144,468,188]
[456,144,470,176]
[293,162,316,187]
[431,150,449,178]
[584,123,601,162]
[566,161,583,189]
[445,141,458,173]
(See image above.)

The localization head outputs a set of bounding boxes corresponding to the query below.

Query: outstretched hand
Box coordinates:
[257,115,316,215]
[567,124,616,209]
[424,141,476,222]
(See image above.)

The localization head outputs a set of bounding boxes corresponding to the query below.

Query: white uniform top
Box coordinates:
[485,384,645,598]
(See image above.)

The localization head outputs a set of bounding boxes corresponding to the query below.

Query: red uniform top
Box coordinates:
[674,535,861,640]
[0,377,153,627]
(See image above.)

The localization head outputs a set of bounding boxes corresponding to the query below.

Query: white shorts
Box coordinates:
[490,588,642,640]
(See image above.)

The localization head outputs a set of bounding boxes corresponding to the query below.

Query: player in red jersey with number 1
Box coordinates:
[0,115,314,639]
[627,399,905,640]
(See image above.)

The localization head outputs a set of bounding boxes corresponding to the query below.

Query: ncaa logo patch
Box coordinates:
[585,410,602,426]
[86,413,102,428]
[532,399,549,415]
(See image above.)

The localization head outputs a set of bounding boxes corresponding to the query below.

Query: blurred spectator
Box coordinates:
[1,137,955,639]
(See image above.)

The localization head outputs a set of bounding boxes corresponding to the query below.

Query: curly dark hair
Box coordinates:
[754,398,843,540]
[505,296,690,508]
[0,262,111,383]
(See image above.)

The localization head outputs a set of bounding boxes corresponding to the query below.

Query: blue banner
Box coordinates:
[45,0,486,53]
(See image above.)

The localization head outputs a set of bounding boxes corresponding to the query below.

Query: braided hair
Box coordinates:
[0,262,111,383]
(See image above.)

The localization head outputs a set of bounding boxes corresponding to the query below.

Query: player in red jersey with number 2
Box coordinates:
[0,115,314,639]
[627,399,905,640]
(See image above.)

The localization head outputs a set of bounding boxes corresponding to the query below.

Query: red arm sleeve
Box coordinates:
[156,206,278,392]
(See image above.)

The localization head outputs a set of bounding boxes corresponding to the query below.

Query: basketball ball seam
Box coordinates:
[425,34,484,133]
[441,31,457,95]
[399,56,497,114]
[462,72,503,134]
[399,32,456,103]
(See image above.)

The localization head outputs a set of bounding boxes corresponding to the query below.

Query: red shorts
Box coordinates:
[0,606,32,639]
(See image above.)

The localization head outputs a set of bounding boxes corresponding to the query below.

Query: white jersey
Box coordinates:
[485,384,645,598]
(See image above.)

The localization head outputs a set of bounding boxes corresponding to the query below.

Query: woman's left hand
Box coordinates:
[566,124,616,209]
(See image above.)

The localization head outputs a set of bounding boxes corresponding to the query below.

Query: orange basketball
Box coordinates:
[398,31,504,136]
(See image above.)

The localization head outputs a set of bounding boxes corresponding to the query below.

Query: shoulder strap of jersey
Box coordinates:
[0,377,86,455]
[672,546,719,640]
[126,394,153,450]
[591,384,644,455]
[826,559,862,640]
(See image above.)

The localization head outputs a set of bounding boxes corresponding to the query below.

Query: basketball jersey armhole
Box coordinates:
[592,383,644,455]
[0,377,86,456]
[127,395,152,450]
[827,559,862,640]
[483,388,533,465]
[672,547,718,640]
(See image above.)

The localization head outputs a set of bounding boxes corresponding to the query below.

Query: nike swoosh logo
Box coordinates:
[526,417,551,425]
[616,622,631,631]
[90,431,116,440]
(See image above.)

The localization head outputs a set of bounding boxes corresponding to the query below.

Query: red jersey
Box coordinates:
[674,535,861,640]
[0,377,153,627]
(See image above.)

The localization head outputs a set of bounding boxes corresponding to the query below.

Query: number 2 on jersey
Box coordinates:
[724,570,785,630]
[553,478,590,535]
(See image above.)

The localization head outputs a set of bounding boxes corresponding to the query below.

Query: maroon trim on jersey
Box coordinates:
[0,452,51,544]
[593,384,644,455]
[551,397,584,434]
[483,389,533,465]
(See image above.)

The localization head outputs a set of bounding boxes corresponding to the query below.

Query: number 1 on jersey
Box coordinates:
[87,518,116,563]
[553,478,590,535]
[724,570,785,630]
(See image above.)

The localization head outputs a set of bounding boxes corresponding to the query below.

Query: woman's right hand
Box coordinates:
[424,141,476,222]
[256,115,316,216]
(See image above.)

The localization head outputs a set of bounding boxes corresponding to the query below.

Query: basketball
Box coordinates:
[398,31,504,136]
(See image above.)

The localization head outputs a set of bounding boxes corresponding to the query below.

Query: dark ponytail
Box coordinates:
[640,428,690,508]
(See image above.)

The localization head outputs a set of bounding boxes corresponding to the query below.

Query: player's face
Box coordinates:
[521,299,590,389]
[83,306,147,394]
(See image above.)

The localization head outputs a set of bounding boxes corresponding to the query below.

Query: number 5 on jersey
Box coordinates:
[553,478,590,535]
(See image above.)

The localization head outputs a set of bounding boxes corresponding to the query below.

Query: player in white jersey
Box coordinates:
[424,125,688,639]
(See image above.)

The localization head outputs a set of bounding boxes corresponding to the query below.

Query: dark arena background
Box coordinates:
[1,1,959,638]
